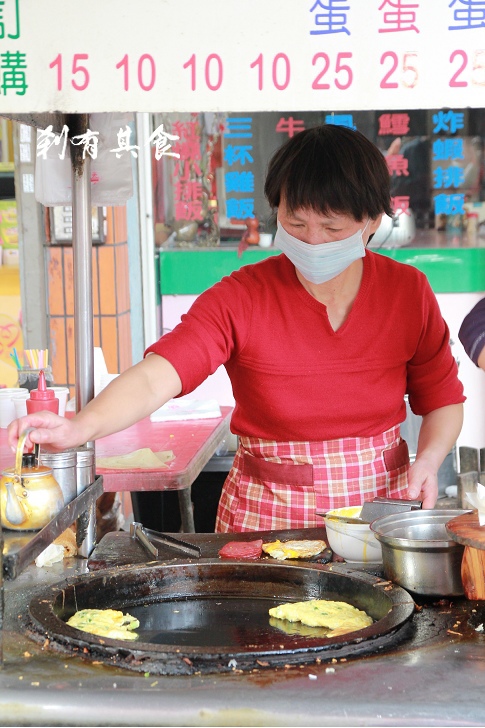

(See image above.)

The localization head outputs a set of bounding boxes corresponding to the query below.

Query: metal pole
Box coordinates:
[70,115,95,415]
[135,113,158,347]
[69,114,96,557]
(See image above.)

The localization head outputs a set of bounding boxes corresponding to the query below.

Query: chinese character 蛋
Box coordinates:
[310,0,351,35]
[378,0,420,33]
[448,0,485,30]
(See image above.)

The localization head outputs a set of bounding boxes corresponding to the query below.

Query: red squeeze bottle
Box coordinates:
[26,369,59,415]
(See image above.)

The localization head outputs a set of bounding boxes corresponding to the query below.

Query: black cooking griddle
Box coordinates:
[86,526,333,570]
[26,559,415,675]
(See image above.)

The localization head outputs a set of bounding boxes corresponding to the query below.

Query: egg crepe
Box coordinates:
[269,599,372,637]
[262,539,327,560]
[268,618,331,638]
[96,449,175,470]
[66,608,139,640]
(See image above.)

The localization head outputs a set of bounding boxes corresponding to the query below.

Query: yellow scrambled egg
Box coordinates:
[66,608,140,640]
[269,599,372,637]
[326,506,362,518]
[262,539,327,560]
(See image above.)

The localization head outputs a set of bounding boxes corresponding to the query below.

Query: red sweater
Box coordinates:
[146,252,465,441]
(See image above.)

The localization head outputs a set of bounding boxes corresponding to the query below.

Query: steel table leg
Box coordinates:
[178,488,195,533]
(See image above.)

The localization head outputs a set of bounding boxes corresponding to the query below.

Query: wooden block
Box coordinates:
[447,510,485,548]
[461,546,485,600]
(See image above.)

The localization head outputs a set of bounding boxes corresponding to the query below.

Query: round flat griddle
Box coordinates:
[27,559,415,675]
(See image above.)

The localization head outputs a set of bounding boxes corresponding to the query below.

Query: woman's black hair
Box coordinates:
[264,124,393,220]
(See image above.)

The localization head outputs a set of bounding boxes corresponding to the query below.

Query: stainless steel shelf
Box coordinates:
[2,476,103,580]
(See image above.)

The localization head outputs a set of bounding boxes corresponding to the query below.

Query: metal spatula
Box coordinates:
[319,497,422,525]
[359,496,422,523]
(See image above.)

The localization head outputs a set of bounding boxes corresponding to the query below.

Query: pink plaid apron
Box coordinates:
[215,426,409,533]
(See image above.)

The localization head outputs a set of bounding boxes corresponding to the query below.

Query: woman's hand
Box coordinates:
[7,411,88,453]
[407,458,439,509]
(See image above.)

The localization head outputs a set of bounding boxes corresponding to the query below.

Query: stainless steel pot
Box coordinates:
[370,509,469,596]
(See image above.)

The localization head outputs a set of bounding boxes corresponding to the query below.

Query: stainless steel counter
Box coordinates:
[1,554,485,727]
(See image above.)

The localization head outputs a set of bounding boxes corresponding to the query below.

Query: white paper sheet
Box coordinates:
[150,399,222,422]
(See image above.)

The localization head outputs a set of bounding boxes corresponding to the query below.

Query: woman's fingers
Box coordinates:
[7,412,74,452]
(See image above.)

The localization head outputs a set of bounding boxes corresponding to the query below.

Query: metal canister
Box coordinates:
[75,446,95,495]
[39,450,77,505]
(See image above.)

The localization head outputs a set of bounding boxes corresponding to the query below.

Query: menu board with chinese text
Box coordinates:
[0,0,484,114]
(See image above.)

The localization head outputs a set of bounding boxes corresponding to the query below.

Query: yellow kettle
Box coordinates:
[0,429,64,530]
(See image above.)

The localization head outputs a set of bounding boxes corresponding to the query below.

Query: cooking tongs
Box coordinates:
[130,521,201,560]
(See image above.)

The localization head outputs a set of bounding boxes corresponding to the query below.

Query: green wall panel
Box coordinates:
[379,248,485,293]
[159,246,485,295]
[159,247,279,295]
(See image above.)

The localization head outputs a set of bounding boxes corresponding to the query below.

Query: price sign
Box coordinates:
[0,0,484,113]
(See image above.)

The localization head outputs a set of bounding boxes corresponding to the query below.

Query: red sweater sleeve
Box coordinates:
[405,276,464,416]
[145,271,253,395]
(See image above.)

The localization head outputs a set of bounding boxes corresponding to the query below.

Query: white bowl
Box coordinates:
[324,506,383,564]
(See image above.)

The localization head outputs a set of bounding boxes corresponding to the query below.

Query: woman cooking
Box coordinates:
[8,125,465,533]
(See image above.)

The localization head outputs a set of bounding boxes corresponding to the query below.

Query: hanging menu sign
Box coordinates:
[0,0,484,113]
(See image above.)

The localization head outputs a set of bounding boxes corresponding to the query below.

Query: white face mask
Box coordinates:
[274,218,370,284]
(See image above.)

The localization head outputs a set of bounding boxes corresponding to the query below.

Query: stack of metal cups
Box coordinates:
[75,446,95,496]
[39,450,77,506]
[40,446,96,557]
[75,446,96,557]
[39,447,96,501]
